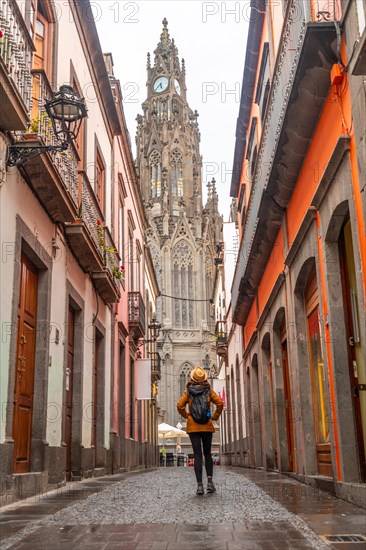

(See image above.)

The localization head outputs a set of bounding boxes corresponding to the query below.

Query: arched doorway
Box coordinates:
[305,269,332,477]
[324,202,366,482]
[273,308,294,473]
[338,218,366,480]
[251,354,263,468]
[261,333,277,470]
[280,319,294,472]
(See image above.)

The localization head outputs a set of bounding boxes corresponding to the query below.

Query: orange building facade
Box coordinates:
[229,0,366,506]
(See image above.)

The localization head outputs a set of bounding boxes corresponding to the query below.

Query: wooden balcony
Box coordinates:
[231,0,338,325]
[150,352,161,382]
[215,321,228,358]
[0,0,33,130]
[128,292,145,340]
[9,70,79,222]
[65,174,120,304]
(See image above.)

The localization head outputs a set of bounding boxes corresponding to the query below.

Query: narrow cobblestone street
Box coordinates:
[1,468,365,550]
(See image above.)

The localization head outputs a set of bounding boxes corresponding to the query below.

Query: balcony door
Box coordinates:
[12,255,38,473]
[31,1,53,121]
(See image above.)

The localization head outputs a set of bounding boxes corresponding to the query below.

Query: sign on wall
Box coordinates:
[135,359,151,399]
[213,378,226,408]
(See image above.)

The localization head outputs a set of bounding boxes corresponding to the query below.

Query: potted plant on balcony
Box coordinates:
[73,202,83,224]
[112,265,125,281]
[25,112,51,140]
[96,220,122,281]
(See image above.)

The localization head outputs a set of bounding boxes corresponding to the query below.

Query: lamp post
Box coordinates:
[7,85,88,167]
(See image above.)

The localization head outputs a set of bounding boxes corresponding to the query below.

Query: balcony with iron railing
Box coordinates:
[215,321,228,358]
[149,351,161,382]
[65,172,121,304]
[231,0,339,325]
[0,0,33,130]
[10,70,80,222]
[128,292,145,341]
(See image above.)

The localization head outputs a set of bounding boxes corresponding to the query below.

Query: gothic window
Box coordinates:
[171,149,183,196]
[172,241,194,328]
[179,363,192,395]
[150,151,161,198]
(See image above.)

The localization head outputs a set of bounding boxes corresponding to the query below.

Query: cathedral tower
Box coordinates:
[136,19,223,426]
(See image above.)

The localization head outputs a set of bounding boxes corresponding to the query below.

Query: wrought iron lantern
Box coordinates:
[148,316,161,342]
[137,315,161,349]
[7,85,88,167]
[45,85,88,144]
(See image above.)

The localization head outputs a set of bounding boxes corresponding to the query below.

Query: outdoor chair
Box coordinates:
[165,452,174,466]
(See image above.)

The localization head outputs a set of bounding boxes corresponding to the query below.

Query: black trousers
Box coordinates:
[189,432,213,483]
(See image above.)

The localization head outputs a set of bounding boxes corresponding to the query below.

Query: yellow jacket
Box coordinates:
[177,386,224,433]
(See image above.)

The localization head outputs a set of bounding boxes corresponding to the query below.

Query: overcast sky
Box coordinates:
[96,1,249,218]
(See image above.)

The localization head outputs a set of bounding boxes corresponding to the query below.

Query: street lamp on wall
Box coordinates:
[148,315,161,342]
[7,85,88,168]
[137,315,162,348]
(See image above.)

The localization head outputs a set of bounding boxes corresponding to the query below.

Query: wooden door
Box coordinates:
[281,326,294,472]
[92,333,101,449]
[12,255,38,473]
[268,361,278,469]
[339,222,366,480]
[305,272,333,476]
[65,307,75,481]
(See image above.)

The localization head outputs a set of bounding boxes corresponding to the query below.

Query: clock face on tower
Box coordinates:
[174,79,181,95]
[153,76,169,93]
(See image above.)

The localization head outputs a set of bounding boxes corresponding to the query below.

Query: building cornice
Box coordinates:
[230,0,265,198]
[72,0,122,139]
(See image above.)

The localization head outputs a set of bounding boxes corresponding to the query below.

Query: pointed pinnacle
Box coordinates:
[161,18,169,40]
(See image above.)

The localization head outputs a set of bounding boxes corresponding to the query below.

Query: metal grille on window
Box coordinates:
[150,150,161,198]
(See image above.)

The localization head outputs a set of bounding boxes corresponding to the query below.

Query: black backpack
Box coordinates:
[187,386,211,424]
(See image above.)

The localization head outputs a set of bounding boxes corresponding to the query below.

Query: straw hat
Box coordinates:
[190,366,208,383]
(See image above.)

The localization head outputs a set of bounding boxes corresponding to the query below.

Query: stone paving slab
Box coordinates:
[4,524,318,549]
[235,468,366,549]
[1,467,365,549]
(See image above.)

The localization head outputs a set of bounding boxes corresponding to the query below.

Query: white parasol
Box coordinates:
[158,422,189,438]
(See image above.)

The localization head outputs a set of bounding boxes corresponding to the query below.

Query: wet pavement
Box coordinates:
[0,467,365,549]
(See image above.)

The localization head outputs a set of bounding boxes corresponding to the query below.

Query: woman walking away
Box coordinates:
[177,366,223,495]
